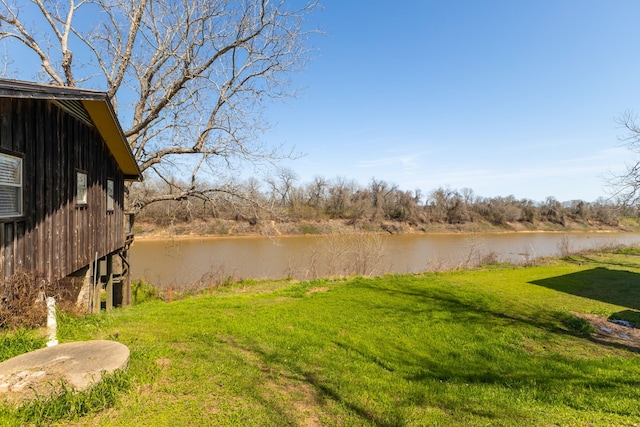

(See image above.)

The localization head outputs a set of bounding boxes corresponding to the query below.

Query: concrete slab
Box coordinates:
[0,340,129,404]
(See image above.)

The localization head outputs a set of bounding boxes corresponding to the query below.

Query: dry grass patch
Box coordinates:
[573,312,640,352]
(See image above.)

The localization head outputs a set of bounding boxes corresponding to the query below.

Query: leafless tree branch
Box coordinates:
[608,111,640,206]
[0,0,320,212]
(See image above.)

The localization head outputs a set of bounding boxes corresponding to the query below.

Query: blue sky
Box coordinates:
[265,0,640,202]
[4,1,640,203]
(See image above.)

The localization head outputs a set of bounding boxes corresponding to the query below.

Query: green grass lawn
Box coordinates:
[2,250,640,426]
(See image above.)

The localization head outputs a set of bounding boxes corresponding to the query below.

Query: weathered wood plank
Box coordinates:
[34,99,46,278]
[58,105,68,275]
[1,97,129,284]
[52,104,61,280]
[0,224,4,277]
[3,223,13,276]
[15,98,33,272]
[0,99,12,151]
[44,101,53,281]
[15,222,24,272]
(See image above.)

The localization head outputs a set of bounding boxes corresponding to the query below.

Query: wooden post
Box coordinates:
[124,248,132,306]
[112,251,123,307]
[92,257,101,314]
[106,254,113,311]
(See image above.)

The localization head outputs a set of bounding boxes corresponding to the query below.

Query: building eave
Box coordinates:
[0,78,142,181]
[81,100,141,181]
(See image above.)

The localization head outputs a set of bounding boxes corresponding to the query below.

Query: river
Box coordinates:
[128,232,640,289]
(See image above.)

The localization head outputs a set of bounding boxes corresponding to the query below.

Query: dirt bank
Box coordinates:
[132,217,640,240]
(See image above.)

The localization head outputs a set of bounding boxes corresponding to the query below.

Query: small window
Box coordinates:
[77,171,88,205]
[107,179,114,211]
[0,153,22,218]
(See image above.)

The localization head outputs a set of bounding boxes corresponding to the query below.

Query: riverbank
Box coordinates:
[3,250,640,426]
[133,216,640,240]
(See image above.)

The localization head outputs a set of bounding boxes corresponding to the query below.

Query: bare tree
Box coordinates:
[368,178,393,220]
[265,166,298,207]
[305,175,328,210]
[608,110,640,206]
[0,0,319,211]
[326,177,358,218]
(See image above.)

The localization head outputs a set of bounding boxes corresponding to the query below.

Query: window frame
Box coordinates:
[0,151,23,219]
[106,178,114,212]
[76,169,88,207]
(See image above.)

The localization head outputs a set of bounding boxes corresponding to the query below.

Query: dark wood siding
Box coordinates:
[0,97,126,282]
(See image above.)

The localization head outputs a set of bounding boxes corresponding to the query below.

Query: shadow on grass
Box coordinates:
[223,336,402,427]
[216,275,640,426]
[530,267,640,310]
[327,282,639,423]
[530,267,640,352]
[567,253,640,271]
[302,372,402,427]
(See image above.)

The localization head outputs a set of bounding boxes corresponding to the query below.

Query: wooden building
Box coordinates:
[0,79,141,312]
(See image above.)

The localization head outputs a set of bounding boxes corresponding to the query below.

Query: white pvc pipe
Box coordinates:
[46,297,58,347]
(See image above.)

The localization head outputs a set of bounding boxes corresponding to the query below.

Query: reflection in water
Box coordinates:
[130,232,640,288]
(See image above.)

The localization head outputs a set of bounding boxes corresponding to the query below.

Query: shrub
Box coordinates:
[559,312,596,336]
[614,246,640,255]
[299,223,320,235]
[0,272,47,330]
[478,251,500,266]
[131,279,160,305]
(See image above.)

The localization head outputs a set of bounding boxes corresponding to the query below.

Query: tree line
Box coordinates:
[132,172,633,230]
[5,1,640,222]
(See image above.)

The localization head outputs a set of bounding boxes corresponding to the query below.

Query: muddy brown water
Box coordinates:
[129,232,640,288]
